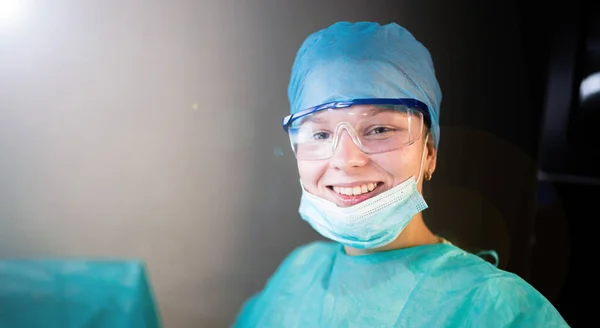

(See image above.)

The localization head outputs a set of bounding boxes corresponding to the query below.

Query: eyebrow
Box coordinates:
[364,107,387,115]
[298,106,393,125]
[355,107,396,117]
[301,115,327,124]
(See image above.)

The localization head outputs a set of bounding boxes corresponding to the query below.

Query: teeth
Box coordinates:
[332,183,378,196]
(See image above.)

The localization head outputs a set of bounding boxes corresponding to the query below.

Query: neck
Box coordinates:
[344,213,440,256]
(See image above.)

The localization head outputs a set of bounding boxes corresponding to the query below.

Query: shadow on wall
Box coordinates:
[423,126,568,283]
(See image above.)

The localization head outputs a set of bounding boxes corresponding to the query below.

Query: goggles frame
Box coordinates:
[282,98,431,133]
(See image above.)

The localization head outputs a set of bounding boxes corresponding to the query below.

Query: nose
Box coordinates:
[329,129,369,170]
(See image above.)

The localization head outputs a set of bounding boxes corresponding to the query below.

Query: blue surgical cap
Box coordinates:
[287,21,443,148]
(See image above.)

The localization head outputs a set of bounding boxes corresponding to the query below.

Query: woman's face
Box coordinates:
[296,105,437,208]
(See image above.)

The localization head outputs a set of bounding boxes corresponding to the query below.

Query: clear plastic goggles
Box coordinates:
[284,100,427,161]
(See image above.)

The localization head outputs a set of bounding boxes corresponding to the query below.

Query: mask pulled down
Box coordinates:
[298,174,428,250]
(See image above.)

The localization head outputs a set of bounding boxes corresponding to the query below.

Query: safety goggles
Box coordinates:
[282,98,431,161]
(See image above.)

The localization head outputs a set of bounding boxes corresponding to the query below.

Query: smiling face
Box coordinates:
[295,104,437,207]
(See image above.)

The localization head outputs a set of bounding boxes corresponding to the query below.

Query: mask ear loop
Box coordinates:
[416,133,430,184]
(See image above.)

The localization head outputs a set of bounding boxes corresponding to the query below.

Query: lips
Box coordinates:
[331,183,377,196]
[326,182,383,206]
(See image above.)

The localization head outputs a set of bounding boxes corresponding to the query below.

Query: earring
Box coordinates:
[424,170,433,181]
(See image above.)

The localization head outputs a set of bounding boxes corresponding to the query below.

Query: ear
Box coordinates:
[426,134,437,175]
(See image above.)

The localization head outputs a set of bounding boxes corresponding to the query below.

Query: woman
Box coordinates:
[234,21,569,327]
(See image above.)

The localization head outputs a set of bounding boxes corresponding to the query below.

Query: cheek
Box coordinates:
[297,160,326,191]
[371,150,422,185]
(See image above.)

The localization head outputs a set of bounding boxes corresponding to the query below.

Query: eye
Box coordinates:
[295,129,332,142]
[312,131,331,140]
[366,126,394,136]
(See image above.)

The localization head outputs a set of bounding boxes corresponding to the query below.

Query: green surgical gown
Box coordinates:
[234,241,569,327]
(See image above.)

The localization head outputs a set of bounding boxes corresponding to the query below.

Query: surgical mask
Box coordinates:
[298,135,430,249]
